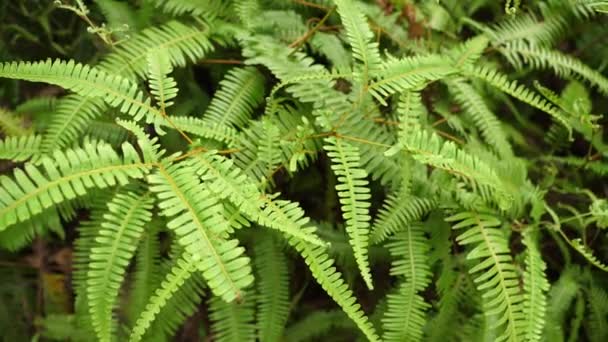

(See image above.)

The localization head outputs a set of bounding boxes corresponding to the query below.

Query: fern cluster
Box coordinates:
[1,0,608,341]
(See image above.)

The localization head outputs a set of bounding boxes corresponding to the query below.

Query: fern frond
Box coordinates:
[203,67,266,128]
[0,141,148,230]
[521,228,549,342]
[0,59,164,126]
[382,226,432,342]
[148,0,227,19]
[147,48,178,112]
[148,161,254,302]
[99,20,214,79]
[387,129,512,209]
[501,43,608,94]
[287,229,380,342]
[87,191,154,342]
[324,136,374,289]
[161,116,238,145]
[569,238,608,272]
[465,65,572,137]
[334,0,382,75]
[209,294,256,342]
[190,152,325,246]
[371,193,436,244]
[447,79,513,158]
[254,233,290,342]
[368,55,456,105]
[128,254,198,342]
[127,228,162,325]
[0,135,42,162]
[450,35,490,68]
[446,211,525,342]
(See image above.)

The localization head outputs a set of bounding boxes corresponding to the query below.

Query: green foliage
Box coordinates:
[0,0,607,341]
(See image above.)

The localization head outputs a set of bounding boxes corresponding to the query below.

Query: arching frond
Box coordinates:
[202,67,266,128]
[0,141,148,230]
[324,136,374,289]
[163,116,238,145]
[147,48,178,112]
[371,192,436,244]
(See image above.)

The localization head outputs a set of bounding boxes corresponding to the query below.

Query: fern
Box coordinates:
[209,293,256,342]
[0,141,148,230]
[382,225,432,342]
[148,161,254,302]
[446,211,525,342]
[147,48,179,112]
[87,191,154,342]
[324,136,374,289]
[0,135,42,161]
[521,228,550,342]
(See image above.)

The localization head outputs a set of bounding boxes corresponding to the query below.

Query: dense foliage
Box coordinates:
[1,0,608,341]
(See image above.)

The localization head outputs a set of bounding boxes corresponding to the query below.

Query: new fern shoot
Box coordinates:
[0,0,608,341]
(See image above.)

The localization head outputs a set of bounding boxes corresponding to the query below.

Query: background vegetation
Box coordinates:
[0,0,607,341]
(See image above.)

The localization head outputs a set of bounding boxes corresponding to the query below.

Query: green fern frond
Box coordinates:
[0,141,148,230]
[209,293,256,342]
[147,48,178,112]
[190,152,325,246]
[568,238,608,272]
[521,228,549,342]
[203,67,266,128]
[87,191,154,342]
[324,136,374,289]
[449,35,490,68]
[371,193,436,244]
[148,161,254,302]
[501,43,608,94]
[387,129,512,209]
[127,228,162,325]
[446,211,525,342]
[148,0,227,19]
[162,116,238,145]
[0,135,42,162]
[334,0,382,76]
[99,20,214,79]
[254,234,290,342]
[368,55,456,105]
[447,79,513,158]
[129,254,198,342]
[465,65,572,138]
[287,229,380,342]
[0,107,30,136]
[382,226,432,342]
[0,59,164,127]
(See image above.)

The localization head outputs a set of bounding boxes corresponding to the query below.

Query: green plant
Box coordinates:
[1,0,608,341]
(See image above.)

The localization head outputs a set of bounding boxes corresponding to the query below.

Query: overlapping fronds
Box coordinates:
[465,65,572,137]
[382,226,432,342]
[368,55,456,105]
[447,79,513,158]
[87,191,154,342]
[202,67,266,128]
[148,161,254,302]
[324,136,374,289]
[446,211,525,342]
[371,192,436,244]
[161,116,238,145]
[0,141,148,230]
